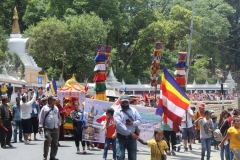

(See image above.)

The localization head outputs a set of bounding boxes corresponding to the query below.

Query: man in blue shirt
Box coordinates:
[12,97,23,143]
[114,95,141,160]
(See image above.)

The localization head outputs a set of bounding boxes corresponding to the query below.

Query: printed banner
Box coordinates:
[37,76,42,84]
[83,98,161,147]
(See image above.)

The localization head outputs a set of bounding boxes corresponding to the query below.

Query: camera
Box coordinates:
[126,119,131,122]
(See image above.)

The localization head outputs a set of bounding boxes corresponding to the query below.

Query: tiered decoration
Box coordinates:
[174,52,187,91]
[93,44,111,100]
[150,42,163,87]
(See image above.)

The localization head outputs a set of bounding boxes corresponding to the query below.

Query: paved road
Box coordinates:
[0,135,221,160]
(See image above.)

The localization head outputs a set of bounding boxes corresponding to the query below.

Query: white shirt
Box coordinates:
[181,108,193,128]
[20,92,36,119]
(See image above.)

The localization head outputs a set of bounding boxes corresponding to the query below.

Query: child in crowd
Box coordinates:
[101,108,116,160]
[17,90,21,98]
[220,117,240,160]
[212,115,219,150]
[195,110,213,160]
[138,128,170,160]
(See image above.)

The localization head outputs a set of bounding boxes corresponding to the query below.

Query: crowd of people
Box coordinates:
[0,85,240,160]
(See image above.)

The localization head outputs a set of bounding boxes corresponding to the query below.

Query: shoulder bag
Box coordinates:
[43,107,54,126]
[156,140,167,160]
[122,110,140,136]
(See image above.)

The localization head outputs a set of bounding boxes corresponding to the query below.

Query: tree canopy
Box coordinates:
[0,0,239,85]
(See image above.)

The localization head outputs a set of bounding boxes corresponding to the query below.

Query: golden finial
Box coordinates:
[11,7,20,34]
[13,7,19,19]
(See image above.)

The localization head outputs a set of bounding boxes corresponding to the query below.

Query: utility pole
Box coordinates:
[185,0,197,85]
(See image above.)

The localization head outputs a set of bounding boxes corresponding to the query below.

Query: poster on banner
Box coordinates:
[83,98,161,147]
[83,98,114,142]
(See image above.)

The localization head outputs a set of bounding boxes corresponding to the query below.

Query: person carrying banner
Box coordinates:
[181,106,194,151]
[70,101,89,154]
[101,108,117,160]
[114,95,141,160]
[0,95,13,148]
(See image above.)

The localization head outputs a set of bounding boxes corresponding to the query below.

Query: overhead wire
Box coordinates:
[192,31,240,52]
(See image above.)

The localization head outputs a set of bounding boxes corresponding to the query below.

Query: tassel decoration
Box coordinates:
[175,51,187,92]
[150,42,163,87]
[176,77,186,85]
[174,70,186,75]
[175,62,186,68]
[93,44,111,101]
[94,84,106,91]
[94,64,106,71]
[94,54,106,61]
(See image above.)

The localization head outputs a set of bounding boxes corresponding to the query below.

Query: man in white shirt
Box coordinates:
[39,96,61,160]
[21,90,37,144]
[181,106,194,151]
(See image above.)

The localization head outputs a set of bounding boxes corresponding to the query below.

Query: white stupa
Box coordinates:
[6,7,46,87]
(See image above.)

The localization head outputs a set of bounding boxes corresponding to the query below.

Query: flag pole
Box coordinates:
[150,42,163,103]
[186,0,197,84]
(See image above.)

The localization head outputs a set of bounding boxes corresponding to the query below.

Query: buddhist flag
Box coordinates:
[158,67,190,132]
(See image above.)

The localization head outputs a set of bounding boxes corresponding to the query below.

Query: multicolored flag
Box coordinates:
[157,67,190,132]
[50,77,57,95]
[96,87,127,123]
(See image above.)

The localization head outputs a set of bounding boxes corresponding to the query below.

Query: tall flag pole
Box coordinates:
[174,52,187,92]
[93,44,111,100]
[150,42,163,101]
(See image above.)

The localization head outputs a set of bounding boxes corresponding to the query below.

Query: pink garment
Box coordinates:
[57,104,65,114]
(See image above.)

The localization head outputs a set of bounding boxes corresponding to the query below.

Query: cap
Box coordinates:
[47,95,56,101]
[204,110,212,115]
[120,95,129,102]
[199,103,205,108]
[41,97,47,101]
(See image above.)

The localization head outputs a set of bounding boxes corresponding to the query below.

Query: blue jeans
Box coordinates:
[13,120,22,142]
[103,138,116,159]
[116,135,137,160]
[201,138,211,160]
[220,140,230,160]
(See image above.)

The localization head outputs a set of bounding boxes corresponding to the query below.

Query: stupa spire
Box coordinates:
[11,7,21,34]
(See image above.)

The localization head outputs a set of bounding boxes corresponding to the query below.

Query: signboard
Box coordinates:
[37,76,42,84]
[83,98,161,147]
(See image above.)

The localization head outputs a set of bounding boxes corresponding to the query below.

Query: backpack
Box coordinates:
[213,129,223,142]
[213,120,225,142]
[77,110,86,133]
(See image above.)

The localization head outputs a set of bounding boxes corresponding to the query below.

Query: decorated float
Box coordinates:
[57,75,86,130]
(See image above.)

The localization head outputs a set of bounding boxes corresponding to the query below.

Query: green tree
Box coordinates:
[64,13,110,81]
[0,0,28,33]
[0,26,8,73]
[23,17,72,76]
[22,0,48,26]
